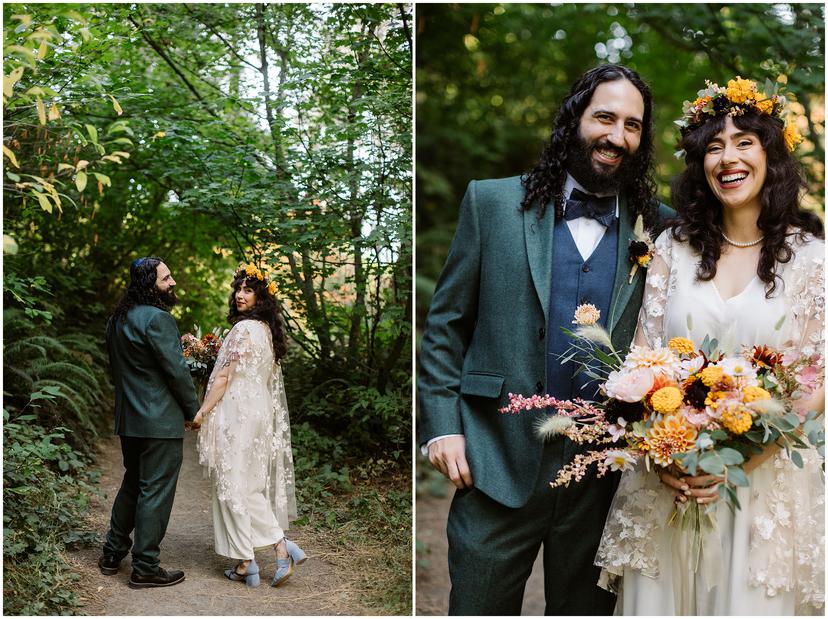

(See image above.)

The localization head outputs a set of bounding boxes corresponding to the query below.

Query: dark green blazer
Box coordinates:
[106,305,199,438]
[418,176,673,508]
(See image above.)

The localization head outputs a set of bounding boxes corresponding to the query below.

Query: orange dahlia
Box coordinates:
[645,414,698,467]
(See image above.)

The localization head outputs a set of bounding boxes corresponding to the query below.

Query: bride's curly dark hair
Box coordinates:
[521,64,658,228]
[227,275,288,362]
[670,111,824,297]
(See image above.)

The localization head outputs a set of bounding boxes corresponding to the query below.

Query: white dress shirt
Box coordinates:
[421,175,618,455]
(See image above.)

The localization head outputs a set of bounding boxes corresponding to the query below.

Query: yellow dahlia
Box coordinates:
[725,77,757,104]
[783,122,802,152]
[721,405,753,434]
[668,337,695,356]
[700,365,724,387]
[645,414,698,466]
[651,386,683,414]
[743,386,771,403]
[755,96,774,115]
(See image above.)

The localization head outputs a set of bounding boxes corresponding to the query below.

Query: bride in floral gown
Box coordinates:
[595,78,824,614]
[193,264,305,588]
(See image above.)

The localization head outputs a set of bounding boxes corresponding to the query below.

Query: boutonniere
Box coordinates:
[628,215,654,283]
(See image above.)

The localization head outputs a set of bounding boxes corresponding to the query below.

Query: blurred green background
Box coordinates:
[416,3,825,330]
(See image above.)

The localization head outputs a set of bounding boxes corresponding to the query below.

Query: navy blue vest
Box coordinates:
[545,219,618,400]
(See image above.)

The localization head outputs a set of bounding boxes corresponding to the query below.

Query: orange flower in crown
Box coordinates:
[234,262,278,297]
[676,76,803,153]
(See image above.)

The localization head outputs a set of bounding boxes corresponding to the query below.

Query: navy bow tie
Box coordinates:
[564,187,616,227]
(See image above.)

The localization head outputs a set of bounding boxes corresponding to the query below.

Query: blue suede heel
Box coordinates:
[224,559,260,587]
[285,539,307,565]
[271,556,294,587]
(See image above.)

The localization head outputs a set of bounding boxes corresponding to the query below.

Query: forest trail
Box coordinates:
[415,479,545,615]
[69,432,371,616]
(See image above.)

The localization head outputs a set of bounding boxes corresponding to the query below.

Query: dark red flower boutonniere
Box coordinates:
[628,215,655,283]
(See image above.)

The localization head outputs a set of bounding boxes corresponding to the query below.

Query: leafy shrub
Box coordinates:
[3,411,100,615]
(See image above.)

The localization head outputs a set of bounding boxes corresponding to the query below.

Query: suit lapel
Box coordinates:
[607,193,642,333]
[524,202,555,322]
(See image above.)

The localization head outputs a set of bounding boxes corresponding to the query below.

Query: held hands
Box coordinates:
[428,435,474,489]
[185,411,205,431]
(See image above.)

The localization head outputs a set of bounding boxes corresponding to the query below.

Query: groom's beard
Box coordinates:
[157,288,178,308]
[566,132,639,195]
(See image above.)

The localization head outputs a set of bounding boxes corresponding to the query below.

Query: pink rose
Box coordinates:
[604,367,655,402]
[795,365,820,393]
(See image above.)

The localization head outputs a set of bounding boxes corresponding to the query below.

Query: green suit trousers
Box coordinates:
[103,437,183,576]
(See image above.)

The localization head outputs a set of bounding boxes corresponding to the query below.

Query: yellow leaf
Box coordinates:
[75,170,88,192]
[65,11,88,25]
[80,28,91,43]
[36,95,46,125]
[97,180,104,194]
[111,151,131,158]
[76,159,89,170]
[57,162,74,173]
[109,95,123,116]
[48,101,60,120]
[4,67,25,99]
[38,39,48,60]
[3,145,20,168]
[153,131,166,139]
[29,29,54,40]
[3,234,19,255]
[12,14,33,27]
[36,191,52,214]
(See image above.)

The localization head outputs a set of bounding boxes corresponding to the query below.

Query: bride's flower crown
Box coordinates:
[675,76,803,154]
[234,262,278,297]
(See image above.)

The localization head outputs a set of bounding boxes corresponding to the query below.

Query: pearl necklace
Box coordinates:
[722,232,764,247]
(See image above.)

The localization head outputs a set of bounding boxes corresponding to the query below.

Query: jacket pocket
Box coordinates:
[459,372,505,399]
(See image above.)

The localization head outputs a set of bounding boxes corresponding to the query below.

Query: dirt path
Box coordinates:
[69,432,370,615]
[415,478,545,615]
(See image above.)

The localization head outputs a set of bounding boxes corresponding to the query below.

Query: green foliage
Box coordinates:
[3,410,101,615]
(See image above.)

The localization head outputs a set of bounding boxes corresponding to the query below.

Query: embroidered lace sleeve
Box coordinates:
[633,230,674,348]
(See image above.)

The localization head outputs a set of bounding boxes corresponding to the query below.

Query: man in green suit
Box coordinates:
[419,65,673,614]
[98,257,199,588]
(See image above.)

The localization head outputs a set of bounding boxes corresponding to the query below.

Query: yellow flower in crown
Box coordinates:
[755,95,774,115]
[783,122,802,152]
[245,263,258,277]
[725,76,757,104]
[267,281,277,296]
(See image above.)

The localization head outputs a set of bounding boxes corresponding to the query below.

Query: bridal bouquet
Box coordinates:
[181,328,225,387]
[500,307,824,510]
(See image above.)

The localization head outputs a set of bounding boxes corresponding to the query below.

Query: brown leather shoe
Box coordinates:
[128,568,185,589]
[98,554,121,575]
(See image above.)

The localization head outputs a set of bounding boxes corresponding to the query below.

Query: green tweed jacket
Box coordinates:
[418,176,674,507]
[106,305,199,438]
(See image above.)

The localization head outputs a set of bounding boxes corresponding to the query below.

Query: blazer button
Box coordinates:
[582,264,590,272]
[535,381,544,394]
[538,327,546,340]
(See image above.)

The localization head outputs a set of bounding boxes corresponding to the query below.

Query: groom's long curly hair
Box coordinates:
[227,275,288,362]
[111,256,173,323]
[521,64,658,227]
[671,111,824,298]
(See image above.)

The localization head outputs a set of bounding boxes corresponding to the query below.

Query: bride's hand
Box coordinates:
[681,473,724,505]
[657,467,690,503]
[189,411,204,430]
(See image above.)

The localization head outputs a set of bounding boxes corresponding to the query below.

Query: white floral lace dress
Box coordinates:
[595,230,824,615]
[196,319,297,560]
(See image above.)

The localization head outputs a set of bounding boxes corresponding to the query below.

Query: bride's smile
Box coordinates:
[703,116,767,213]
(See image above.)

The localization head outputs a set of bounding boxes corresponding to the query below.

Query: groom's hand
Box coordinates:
[428,436,473,489]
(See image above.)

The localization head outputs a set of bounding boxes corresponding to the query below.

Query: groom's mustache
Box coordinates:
[591,139,629,161]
